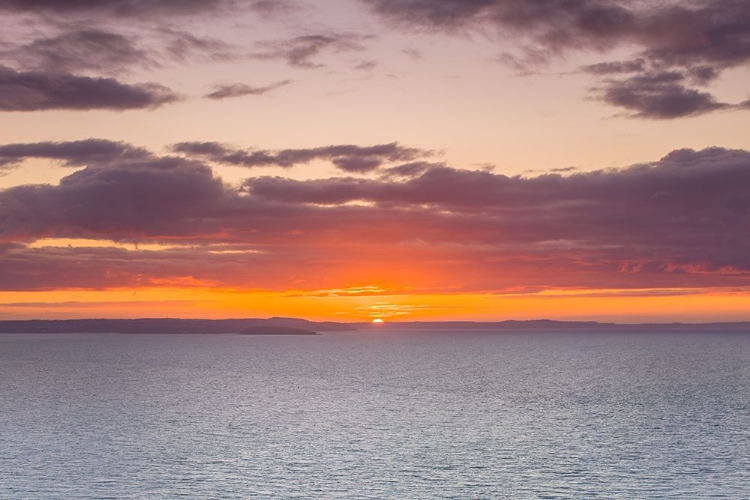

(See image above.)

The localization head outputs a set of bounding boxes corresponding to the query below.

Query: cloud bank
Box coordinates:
[1,141,749,293]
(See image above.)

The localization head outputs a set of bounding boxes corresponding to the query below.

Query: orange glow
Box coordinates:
[1,287,749,323]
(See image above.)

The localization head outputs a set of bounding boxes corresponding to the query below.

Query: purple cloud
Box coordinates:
[0,139,151,168]
[0,66,179,111]
[362,0,750,119]
[172,141,430,171]
[205,80,293,100]
[1,142,750,292]
[251,34,370,69]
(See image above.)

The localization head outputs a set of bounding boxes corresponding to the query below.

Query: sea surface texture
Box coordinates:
[1,331,749,499]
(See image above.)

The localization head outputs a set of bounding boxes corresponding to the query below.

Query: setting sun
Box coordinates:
[372,319,385,324]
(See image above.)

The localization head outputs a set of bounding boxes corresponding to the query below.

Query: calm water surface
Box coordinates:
[1,331,749,499]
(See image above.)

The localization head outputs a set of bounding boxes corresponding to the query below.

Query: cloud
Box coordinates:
[0,0,296,17]
[172,141,431,171]
[0,0,232,17]
[594,69,730,119]
[0,139,151,168]
[0,66,179,111]
[0,155,229,242]
[205,79,293,100]
[251,34,370,69]
[402,48,423,60]
[0,27,243,77]
[2,142,750,292]
[383,161,438,178]
[581,59,646,75]
[161,29,239,64]
[362,0,750,119]
[354,60,378,71]
[0,29,152,75]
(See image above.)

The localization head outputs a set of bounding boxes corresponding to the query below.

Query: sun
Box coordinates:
[372,318,384,324]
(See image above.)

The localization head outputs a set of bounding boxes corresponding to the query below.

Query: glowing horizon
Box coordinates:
[1,1,749,323]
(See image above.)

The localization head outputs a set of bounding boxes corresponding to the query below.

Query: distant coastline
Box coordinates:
[0,317,349,335]
[0,317,749,334]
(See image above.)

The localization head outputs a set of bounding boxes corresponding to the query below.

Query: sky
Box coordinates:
[1,0,749,323]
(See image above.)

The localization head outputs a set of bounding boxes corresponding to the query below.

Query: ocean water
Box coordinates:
[1,330,749,499]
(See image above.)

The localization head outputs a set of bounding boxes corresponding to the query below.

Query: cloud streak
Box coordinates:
[0,66,179,112]
[172,141,431,172]
[0,139,151,168]
[251,34,370,69]
[205,79,293,100]
[0,0,246,17]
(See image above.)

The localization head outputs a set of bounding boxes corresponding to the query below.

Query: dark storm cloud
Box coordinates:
[0,66,179,111]
[205,80,293,100]
[172,141,430,171]
[2,143,750,292]
[362,0,750,119]
[252,34,370,69]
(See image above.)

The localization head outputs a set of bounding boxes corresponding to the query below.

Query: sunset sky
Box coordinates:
[1,0,749,322]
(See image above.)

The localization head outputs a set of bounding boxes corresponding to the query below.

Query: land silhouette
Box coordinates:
[0,318,749,334]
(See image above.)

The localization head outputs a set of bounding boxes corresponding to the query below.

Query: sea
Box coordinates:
[1,330,749,499]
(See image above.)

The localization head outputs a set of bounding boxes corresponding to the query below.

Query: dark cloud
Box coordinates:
[0,27,242,76]
[0,0,296,17]
[331,156,383,173]
[252,34,370,69]
[362,0,750,119]
[1,29,152,75]
[363,0,635,47]
[205,80,293,100]
[0,139,151,168]
[0,66,179,111]
[172,141,430,171]
[595,70,730,119]
[383,161,440,178]
[581,59,646,75]
[0,0,231,17]
[2,144,750,292]
[0,156,229,242]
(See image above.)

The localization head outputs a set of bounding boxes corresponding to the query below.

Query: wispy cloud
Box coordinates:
[205,79,293,100]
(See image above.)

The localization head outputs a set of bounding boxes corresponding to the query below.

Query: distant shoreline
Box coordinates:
[0,317,749,334]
